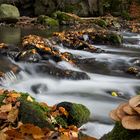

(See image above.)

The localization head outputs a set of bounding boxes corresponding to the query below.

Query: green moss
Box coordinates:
[101,122,140,140]
[37,15,59,27]
[108,33,123,44]
[97,19,108,27]
[19,98,54,129]
[57,102,90,127]
[52,11,69,23]
[0,91,90,129]
[52,11,77,24]
[0,94,6,106]
[55,116,68,128]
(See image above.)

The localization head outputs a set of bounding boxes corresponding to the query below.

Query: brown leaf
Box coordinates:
[0,112,7,120]
[5,129,23,139]
[0,89,5,95]
[20,124,45,139]
[0,131,7,140]
[0,104,12,112]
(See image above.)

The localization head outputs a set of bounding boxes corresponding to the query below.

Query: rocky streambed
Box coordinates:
[0,23,140,139]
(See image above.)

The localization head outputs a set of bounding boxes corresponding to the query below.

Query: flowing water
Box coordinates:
[0,26,140,138]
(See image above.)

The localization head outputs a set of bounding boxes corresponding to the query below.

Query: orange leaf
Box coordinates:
[20,124,45,139]
[7,93,21,98]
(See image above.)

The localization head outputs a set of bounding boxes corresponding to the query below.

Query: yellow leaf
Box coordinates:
[111,92,118,97]
[27,96,34,102]
[7,109,19,123]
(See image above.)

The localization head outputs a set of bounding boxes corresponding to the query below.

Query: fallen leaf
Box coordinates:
[0,112,7,120]
[20,124,45,139]
[0,89,5,95]
[8,92,21,98]
[5,129,23,139]
[0,104,12,112]
[0,131,7,140]
[27,96,34,102]
[7,109,19,123]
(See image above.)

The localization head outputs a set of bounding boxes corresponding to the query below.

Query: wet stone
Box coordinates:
[126,66,140,75]
[14,49,42,63]
[35,62,90,80]
[31,83,48,94]
[130,58,140,67]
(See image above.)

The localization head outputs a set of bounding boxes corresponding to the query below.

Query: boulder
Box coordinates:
[57,102,90,127]
[0,90,91,130]
[0,4,20,22]
[35,63,90,80]
[52,11,80,25]
[37,15,59,27]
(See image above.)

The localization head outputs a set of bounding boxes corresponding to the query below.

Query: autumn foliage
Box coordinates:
[0,89,94,140]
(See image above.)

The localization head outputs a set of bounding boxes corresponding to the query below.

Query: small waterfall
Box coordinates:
[0,29,140,139]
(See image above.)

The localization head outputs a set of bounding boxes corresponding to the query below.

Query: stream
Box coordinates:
[0,26,140,139]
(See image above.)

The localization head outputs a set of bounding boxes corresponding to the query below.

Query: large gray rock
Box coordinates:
[0,4,20,22]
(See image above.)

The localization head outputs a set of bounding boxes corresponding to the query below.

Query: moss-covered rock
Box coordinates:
[52,11,80,25]
[37,15,59,27]
[0,4,20,22]
[100,122,140,140]
[57,102,90,127]
[19,98,54,129]
[55,116,68,128]
[97,19,108,27]
[108,33,123,44]
[0,90,91,132]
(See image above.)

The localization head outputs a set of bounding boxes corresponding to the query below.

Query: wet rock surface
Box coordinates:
[0,56,20,72]
[31,83,48,94]
[35,63,90,80]
[53,28,123,50]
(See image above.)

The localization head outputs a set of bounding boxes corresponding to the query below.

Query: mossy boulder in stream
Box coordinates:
[19,98,54,129]
[0,4,20,22]
[52,11,80,25]
[57,102,90,127]
[97,19,108,27]
[107,33,123,45]
[37,15,59,27]
[100,122,140,140]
